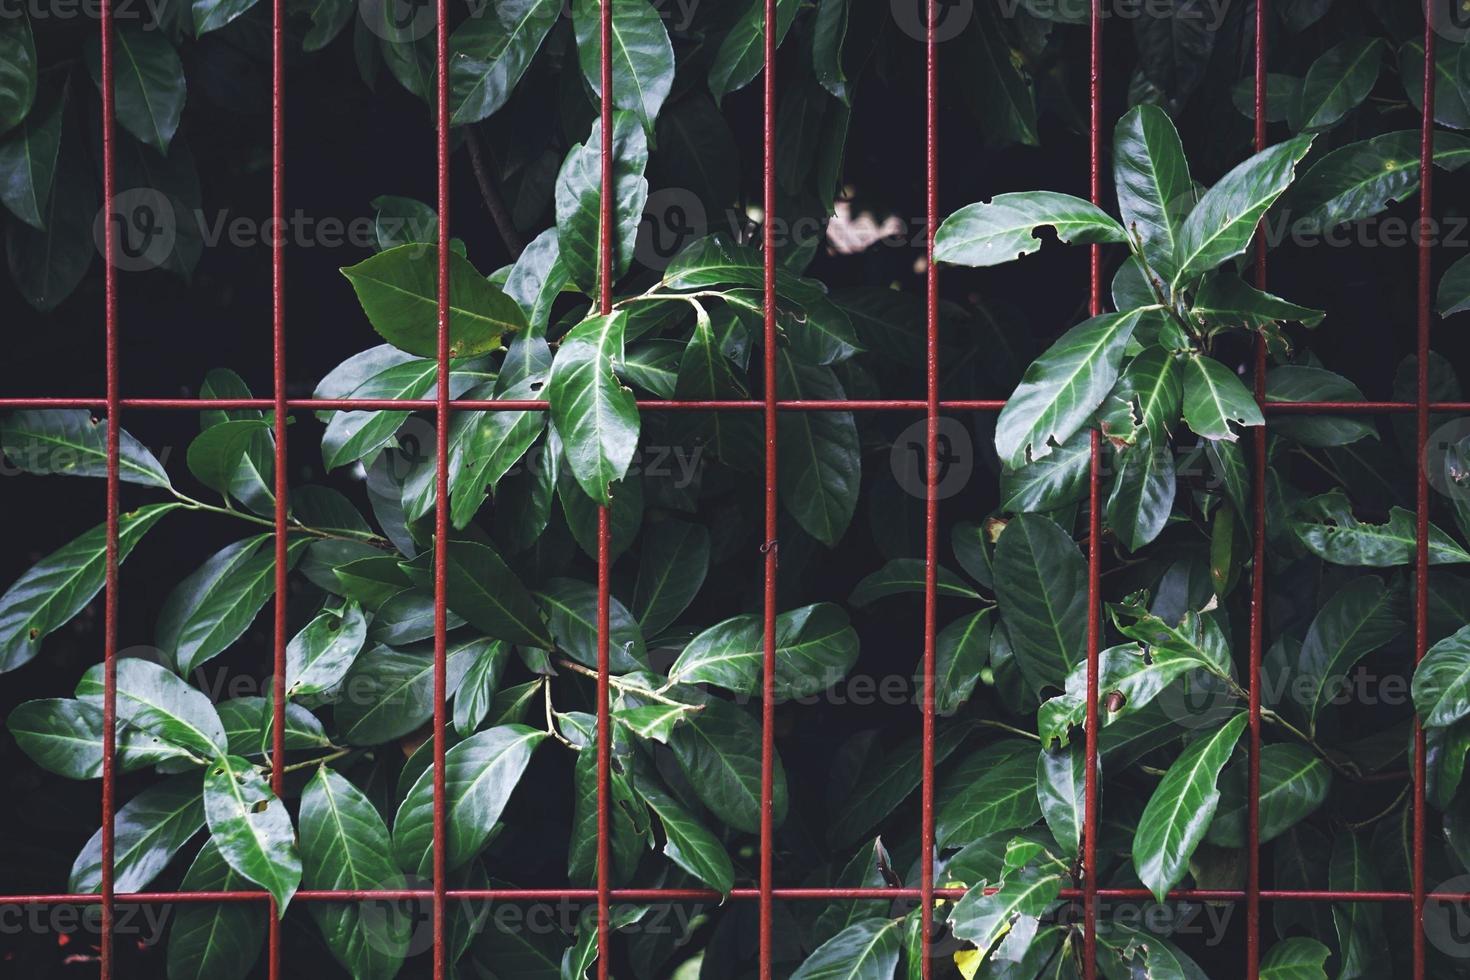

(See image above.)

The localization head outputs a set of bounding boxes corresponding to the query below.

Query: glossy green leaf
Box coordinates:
[948,869,1063,960]
[447,0,560,125]
[638,778,734,894]
[936,741,1041,848]
[2,409,171,487]
[1401,38,1470,130]
[86,27,184,153]
[613,703,691,743]
[993,513,1088,692]
[1413,624,1470,728]
[187,419,272,496]
[1266,365,1376,447]
[1113,104,1192,283]
[1116,347,1183,446]
[1439,252,1470,317]
[335,637,481,744]
[994,309,1144,468]
[1172,136,1314,287]
[5,138,94,311]
[1132,712,1247,901]
[402,539,553,647]
[849,559,982,605]
[158,536,307,675]
[198,369,273,512]
[669,696,786,834]
[672,302,762,471]
[0,502,176,672]
[1193,270,1325,332]
[1290,38,1383,133]
[631,520,710,635]
[708,0,800,103]
[1207,743,1331,848]
[1106,434,1176,552]
[1180,353,1264,441]
[454,639,509,737]
[1289,130,1470,234]
[0,82,62,228]
[1000,427,1091,514]
[668,602,859,701]
[193,0,260,34]
[300,767,409,980]
[7,697,107,779]
[1292,503,1470,566]
[70,776,204,893]
[1329,830,1387,979]
[341,244,526,358]
[0,16,36,135]
[827,725,971,848]
[393,724,547,876]
[77,656,227,761]
[776,350,861,545]
[572,0,673,138]
[203,753,301,913]
[1297,576,1405,726]
[547,312,641,506]
[216,696,331,758]
[555,113,648,295]
[539,577,648,673]
[934,191,1126,268]
[167,839,265,980]
[1259,937,1330,980]
[933,609,992,716]
[285,602,367,698]
[789,918,901,980]
[1037,743,1087,857]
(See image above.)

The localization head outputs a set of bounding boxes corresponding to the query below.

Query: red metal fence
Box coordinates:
[0,0,1460,978]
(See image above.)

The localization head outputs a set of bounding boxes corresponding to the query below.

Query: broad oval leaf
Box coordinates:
[669,696,787,834]
[1260,937,1331,980]
[669,602,859,701]
[1132,712,1248,901]
[934,191,1126,268]
[1180,353,1264,441]
[637,778,734,895]
[1288,130,1470,234]
[285,601,367,698]
[993,513,1087,693]
[555,113,649,295]
[631,519,710,636]
[548,312,641,506]
[203,754,302,913]
[77,656,227,761]
[1296,576,1406,727]
[2,409,171,487]
[776,351,860,545]
[335,637,481,745]
[70,776,205,893]
[7,697,107,779]
[789,918,901,980]
[166,839,265,980]
[936,740,1042,848]
[1290,37,1384,133]
[447,0,560,125]
[539,576,648,674]
[393,724,547,876]
[1414,624,1470,728]
[1113,103,1192,283]
[86,27,184,153]
[572,0,673,138]
[1207,743,1332,848]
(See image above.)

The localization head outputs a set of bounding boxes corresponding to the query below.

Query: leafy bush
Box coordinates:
[2,0,1469,977]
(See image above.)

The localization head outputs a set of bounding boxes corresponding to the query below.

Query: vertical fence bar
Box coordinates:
[432,0,452,967]
[596,0,616,975]
[919,0,939,975]
[1413,6,1436,976]
[759,0,779,973]
[1081,1,1103,976]
[268,0,289,966]
[1246,2,1269,976]
[97,0,121,973]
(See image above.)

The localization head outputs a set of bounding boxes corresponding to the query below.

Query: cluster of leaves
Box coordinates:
[3,0,1470,978]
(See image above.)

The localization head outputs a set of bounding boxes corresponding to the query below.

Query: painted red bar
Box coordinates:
[759,0,779,975]
[920,0,940,972]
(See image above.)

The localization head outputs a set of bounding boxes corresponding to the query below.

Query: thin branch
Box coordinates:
[466,126,525,259]
[553,657,704,710]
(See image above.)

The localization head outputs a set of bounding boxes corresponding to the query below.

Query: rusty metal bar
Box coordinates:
[432,0,452,968]
[920,0,940,974]
[759,0,779,974]
[596,0,616,975]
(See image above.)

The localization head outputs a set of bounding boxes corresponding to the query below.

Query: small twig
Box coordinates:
[465,126,525,259]
[543,679,577,749]
[276,746,353,775]
[553,657,704,710]
[1345,784,1410,831]
[978,718,1040,741]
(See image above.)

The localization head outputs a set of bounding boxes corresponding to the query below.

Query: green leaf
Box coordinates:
[0,503,178,672]
[1132,712,1248,902]
[1113,104,1192,283]
[1193,270,1326,338]
[5,137,94,311]
[995,309,1144,468]
[1172,136,1314,287]
[1296,576,1406,727]
[555,112,649,295]
[1414,624,1470,728]
[1329,830,1386,979]
[961,2,1039,149]
[437,380,546,528]
[7,698,107,779]
[1292,502,1470,566]
[335,637,482,744]
[777,350,860,545]
[631,520,710,635]
[1037,742,1087,857]
[1439,253,1470,317]
[504,229,568,335]
[669,602,859,701]
[1288,130,1470,234]
[0,82,62,228]
[447,0,560,125]
[852,558,976,605]
[1260,937,1330,980]
[1207,743,1331,848]
[1289,38,1384,133]
[936,741,1042,848]
[669,696,786,834]
[2,409,171,487]
[393,724,547,876]
[567,735,645,886]
[708,0,800,104]
[811,0,850,103]
[86,27,185,153]
[637,778,734,894]
[167,839,265,980]
[300,767,410,980]
[1180,353,1264,441]
[1106,433,1176,552]
[933,609,992,716]
[1401,38,1470,130]
[1116,347,1184,448]
[1000,427,1092,514]
[216,696,331,757]
[77,656,227,761]
[539,577,648,674]
[70,776,204,893]
[370,195,437,251]
[789,918,901,980]
[193,0,260,34]
[934,191,1126,268]
[198,369,274,512]
[285,602,367,698]
[402,539,553,647]
[159,536,308,675]
[203,754,302,913]
[948,869,1063,960]
[828,725,971,848]
[1232,73,1303,123]
[613,703,691,743]
[341,244,527,358]
[547,312,642,506]
[572,0,674,138]
[454,640,509,737]
[0,15,36,135]
[993,513,1087,693]
[187,419,273,496]
[1039,643,1216,748]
